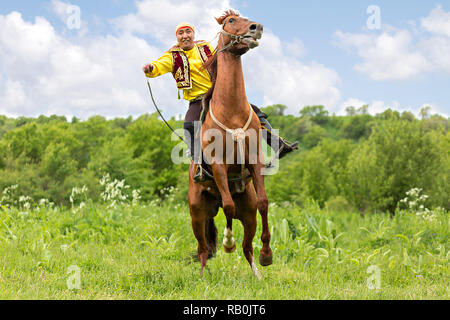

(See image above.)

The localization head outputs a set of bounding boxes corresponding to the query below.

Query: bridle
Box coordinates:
[216,19,254,56]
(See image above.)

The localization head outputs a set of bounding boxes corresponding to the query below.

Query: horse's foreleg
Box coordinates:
[243,219,260,280]
[237,186,261,280]
[189,184,210,276]
[223,221,236,253]
[249,163,273,266]
[211,164,236,253]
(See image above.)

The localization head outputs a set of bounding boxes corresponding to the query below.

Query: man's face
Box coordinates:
[177,28,195,50]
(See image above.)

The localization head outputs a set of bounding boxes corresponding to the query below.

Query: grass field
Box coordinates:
[0,199,448,300]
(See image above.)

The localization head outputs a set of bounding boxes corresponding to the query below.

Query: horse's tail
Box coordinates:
[205,218,218,259]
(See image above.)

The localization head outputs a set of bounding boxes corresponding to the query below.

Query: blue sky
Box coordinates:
[0,0,448,119]
[242,0,450,114]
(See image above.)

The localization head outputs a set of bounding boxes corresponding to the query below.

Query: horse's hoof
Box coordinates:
[259,254,273,266]
[223,244,236,253]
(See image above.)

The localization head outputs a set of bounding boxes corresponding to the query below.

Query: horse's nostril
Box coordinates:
[249,24,257,31]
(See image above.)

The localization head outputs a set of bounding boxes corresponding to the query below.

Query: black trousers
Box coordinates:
[184,100,267,122]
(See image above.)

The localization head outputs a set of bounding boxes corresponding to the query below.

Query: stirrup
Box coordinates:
[266,140,299,168]
[279,140,299,160]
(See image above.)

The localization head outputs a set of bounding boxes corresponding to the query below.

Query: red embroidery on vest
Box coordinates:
[172,50,191,89]
[170,41,213,90]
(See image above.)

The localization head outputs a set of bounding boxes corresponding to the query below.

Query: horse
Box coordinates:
[187,10,272,279]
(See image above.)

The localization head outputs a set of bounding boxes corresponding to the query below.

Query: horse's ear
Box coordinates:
[216,16,225,25]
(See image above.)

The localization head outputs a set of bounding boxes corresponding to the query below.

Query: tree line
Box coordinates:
[0,105,448,213]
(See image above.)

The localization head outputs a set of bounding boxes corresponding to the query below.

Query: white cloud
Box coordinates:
[0,0,344,119]
[421,5,450,37]
[0,11,184,119]
[0,80,28,111]
[243,30,341,114]
[282,38,306,59]
[51,0,71,22]
[112,0,233,47]
[420,33,450,74]
[334,5,450,81]
[112,0,341,114]
[0,12,56,64]
[334,29,430,80]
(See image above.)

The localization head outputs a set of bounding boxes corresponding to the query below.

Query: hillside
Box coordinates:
[0,105,448,213]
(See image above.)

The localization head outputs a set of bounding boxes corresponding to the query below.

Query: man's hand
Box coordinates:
[143,64,153,74]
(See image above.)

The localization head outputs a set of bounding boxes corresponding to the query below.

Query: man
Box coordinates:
[143,22,298,182]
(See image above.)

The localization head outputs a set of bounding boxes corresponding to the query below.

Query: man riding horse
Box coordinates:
[143,22,298,182]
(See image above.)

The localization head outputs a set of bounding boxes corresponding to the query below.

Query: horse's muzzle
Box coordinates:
[243,23,263,49]
[249,23,263,40]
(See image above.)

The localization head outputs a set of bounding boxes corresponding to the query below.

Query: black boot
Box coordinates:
[184,121,209,183]
[258,114,299,161]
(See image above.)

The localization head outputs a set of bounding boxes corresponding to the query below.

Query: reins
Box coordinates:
[146,79,187,145]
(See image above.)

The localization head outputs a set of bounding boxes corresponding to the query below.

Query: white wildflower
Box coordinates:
[399,188,439,221]
[70,185,89,212]
[100,174,131,208]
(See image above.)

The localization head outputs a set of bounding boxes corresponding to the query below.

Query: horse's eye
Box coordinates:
[229,18,235,24]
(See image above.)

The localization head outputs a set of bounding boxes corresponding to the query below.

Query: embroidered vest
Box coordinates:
[170,41,213,90]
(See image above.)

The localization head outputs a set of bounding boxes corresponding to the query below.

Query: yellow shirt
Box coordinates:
[145,43,215,101]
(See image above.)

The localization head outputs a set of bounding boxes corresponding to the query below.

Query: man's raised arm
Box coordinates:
[143,51,173,78]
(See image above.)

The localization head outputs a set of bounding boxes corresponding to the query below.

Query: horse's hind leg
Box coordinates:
[189,194,212,276]
[205,217,218,258]
[191,213,209,276]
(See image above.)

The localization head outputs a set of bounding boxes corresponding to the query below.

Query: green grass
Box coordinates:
[0,201,448,300]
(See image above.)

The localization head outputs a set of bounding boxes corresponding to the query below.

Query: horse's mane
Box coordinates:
[202,10,241,110]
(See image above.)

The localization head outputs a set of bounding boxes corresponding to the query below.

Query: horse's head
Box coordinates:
[216,10,263,56]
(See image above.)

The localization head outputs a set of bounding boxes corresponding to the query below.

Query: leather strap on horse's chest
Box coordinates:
[209,101,254,142]
[171,42,212,90]
[209,101,254,191]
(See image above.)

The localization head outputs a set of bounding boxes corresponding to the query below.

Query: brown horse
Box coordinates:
[188,10,272,279]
